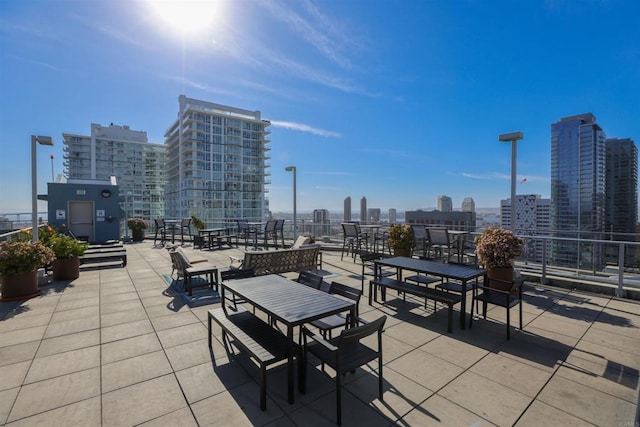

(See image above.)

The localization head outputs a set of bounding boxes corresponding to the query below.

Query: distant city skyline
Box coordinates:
[2,1,639,214]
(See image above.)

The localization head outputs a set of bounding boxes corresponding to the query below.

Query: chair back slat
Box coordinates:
[342,223,358,238]
[338,315,386,344]
[297,271,323,289]
[428,228,449,245]
[221,268,255,281]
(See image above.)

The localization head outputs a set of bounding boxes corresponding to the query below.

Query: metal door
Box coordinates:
[69,201,94,242]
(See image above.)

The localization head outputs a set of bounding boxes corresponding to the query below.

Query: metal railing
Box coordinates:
[3,216,638,298]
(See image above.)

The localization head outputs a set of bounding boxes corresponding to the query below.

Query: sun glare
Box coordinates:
[147,0,219,35]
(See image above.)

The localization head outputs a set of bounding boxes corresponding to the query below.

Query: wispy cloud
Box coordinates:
[307,171,353,176]
[258,0,360,69]
[462,172,509,180]
[158,74,239,97]
[6,54,60,71]
[360,148,411,158]
[70,13,149,49]
[270,120,341,138]
[462,172,550,183]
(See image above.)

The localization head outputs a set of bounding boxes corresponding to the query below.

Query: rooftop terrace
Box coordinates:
[1,242,639,426]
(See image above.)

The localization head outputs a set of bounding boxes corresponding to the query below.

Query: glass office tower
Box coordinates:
[164,95,271,227]
[550,113,606,268]
[605,137,638,267]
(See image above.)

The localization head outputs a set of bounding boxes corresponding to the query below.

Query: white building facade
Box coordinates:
[63,123,166,230]
[164,96,270,227]
[501,194,551,262]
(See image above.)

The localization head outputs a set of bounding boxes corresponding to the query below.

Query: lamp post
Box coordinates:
[124,191,131,243]
[285,166,297,241]
[31,135,54,242]
[498,131,524,233]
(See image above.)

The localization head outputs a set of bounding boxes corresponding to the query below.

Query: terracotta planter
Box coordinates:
[486,266,514,291]
[393,247,412,257]
[132,229,145,242]
[0,270,41,300]
[52,257,80,281]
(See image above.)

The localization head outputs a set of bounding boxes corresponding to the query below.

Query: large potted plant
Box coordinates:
[128,218,147,242]
[48,234,88,281]
[387,224,414,257]
[475,227,524,289]
[0,241,55,300]
[190,215,206,248]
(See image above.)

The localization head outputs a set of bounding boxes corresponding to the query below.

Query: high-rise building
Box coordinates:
[313,209,330,236]
[461,197,475,212]
[551,113,606,268]
[605,137,638,267]
[388,208,397,224]
[360,197,367,223]
[406,210,475,231]
[501,195,551,262]
[437,195,453,212]
[368,208,381,223]
[164,95,270,227]
[605,138,638,234]
[63,123,166,230]
[343,196,351,221]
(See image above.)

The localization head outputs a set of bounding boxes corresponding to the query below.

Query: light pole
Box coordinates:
[498,131,524,233]
[124,191,131,243]
[285,166,297,241]
[31,135,54,242]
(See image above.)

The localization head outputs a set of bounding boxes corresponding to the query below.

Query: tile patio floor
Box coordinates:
[1,242,639,426]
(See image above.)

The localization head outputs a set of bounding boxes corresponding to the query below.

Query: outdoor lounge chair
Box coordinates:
[168,249,218,296]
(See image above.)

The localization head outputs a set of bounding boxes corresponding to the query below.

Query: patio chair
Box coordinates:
[275,219,285,248]
[411,225,429,258]
[372,228,390,254]
[359,251,394,292]
[168,250,218,296]
[296,270,323,289]
[469,273,524,339]
[341,223,368,261]
[301,315,387,425]
[154,218,167,246]
[167,245,208,278]
[220,268,255,310]
[428,227,457,261]
[309,282,361,339]
[179,218,192,244]
[262,219,278,249]
[236,219,258,249]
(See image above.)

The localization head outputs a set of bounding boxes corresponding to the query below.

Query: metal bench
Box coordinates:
[208,307,292,410]
[369,277,461,332]
[240,244,321,276]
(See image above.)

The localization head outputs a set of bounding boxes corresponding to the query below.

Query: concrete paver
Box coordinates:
[0,241,638,426]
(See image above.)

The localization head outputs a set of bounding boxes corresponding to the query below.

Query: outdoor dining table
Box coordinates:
[198,227,228,250]
[373,257,485,329]
[220,274,356,404]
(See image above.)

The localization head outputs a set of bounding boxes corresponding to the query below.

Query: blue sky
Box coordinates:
[1,0,639,215]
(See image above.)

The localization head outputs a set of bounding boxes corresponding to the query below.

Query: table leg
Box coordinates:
[460,280,467,329]
[287,325,295,403]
